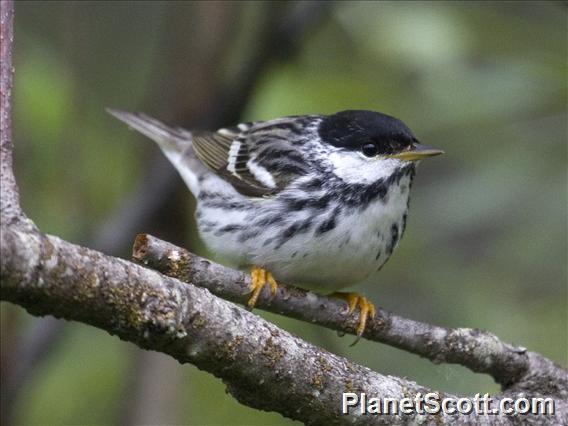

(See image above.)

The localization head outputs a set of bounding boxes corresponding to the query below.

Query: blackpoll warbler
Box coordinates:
[109,109,443,339]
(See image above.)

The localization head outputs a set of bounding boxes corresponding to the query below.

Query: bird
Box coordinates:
[108,108,443,341]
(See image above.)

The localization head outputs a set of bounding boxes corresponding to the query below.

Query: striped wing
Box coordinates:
[192,117,315,197]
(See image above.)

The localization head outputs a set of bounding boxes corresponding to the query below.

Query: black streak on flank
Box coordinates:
[386,223,399,255]
[198,191,222,201]
[311,194,332,210]
[283,193,331,212]
[254,214,284,227]
[238,229,261,243]
[275,218,314,249]
[214,224,243,236]
[203,200,251,211]
[316,216,336,235]
[315,206,341,235]
[401,212,408,236]
[300,177,323,191]
[284,197,308,211]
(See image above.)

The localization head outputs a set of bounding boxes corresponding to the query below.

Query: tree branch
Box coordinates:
[132,234,568,395]
[2,227,566,425]
[1,0,20,226]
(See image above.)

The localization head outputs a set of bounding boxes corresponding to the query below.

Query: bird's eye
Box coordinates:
[361,142,379,157]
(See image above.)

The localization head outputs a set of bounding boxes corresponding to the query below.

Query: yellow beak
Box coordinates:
[389,143,444,161]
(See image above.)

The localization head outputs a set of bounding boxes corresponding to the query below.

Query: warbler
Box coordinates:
[109,109,443,338]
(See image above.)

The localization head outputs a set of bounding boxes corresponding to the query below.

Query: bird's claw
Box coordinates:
[247,266,278,309]
[332,292,376,345]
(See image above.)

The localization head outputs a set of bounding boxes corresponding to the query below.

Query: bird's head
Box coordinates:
[317,110,443,184]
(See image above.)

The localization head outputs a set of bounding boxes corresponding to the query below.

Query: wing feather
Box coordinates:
[192,116,319,196]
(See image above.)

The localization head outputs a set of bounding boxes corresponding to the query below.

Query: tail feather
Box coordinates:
[108,108,204,196]
[107,108,193,152]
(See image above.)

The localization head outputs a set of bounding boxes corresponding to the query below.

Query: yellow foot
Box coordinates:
[247,266,278,309]
[332,292,376,345]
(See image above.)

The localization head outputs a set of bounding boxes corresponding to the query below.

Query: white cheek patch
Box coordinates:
[247,158,277,189]
[328,151,406,184]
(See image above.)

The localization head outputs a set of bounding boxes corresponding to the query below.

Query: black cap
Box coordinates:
[318,110,417,155]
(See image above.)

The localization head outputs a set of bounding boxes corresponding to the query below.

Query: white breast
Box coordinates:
[197,171,412,292]
[264,177,411,291]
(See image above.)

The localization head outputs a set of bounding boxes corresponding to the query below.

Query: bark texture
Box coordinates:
[3,228,567,425]
[132,234,568,394]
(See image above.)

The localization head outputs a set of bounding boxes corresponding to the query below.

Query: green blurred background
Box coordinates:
[1,1,566,425]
